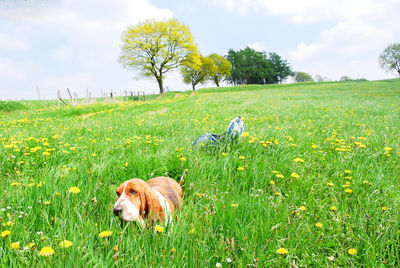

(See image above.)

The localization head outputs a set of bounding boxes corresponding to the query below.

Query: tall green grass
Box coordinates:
[1,79,399,266]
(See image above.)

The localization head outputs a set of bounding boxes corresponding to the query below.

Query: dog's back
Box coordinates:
[147,176,182,210]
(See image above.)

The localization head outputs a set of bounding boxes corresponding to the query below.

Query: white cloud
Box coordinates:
[211,0,398,24]
[0,33,29,52]
[209,0,399,80]
[0,0,175,100]
[247,42,267,52]
[288,17,397,79]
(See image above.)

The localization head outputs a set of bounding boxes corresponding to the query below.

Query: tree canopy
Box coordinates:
[379,43,400,77]
[207,53,232,87]
[227,47,293,85]
[119,19,198,94]
[181,54,216,91]
[294,72,314,82]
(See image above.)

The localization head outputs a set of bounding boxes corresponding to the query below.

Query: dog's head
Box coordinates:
[113,179,163,227]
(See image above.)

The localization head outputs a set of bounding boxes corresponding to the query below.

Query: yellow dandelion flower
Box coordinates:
[44,201,51,205]
[170,247,176,253]
[28,242,35,249]
[382,206,388,211]
[69,187,81,194]
[276,174,284,178]
[124,162,128,167]
[270,181,275,185]
[1,230,11,237]
[315,222,323,228]
[180,157,187,162]
[291,173,300,178]
[98,231,112,238]
[114,245,118,252]
[231,203,238,207]
[237,167,244,171]
[345,188,353,194]
[293,158,305,163]
[348,248,357,255]
[39,246,55,257]
[10,182,20,186]
[11,242,20,250]
[344,170,351,174]
[331,206,337,211]
[276,247,289,255]
[274,192,282,196]
[221,152,227,156]
[299,206,306,211]
[59,240,73,248]
[327,182,334,186]
[384,147,392,151]
[242,132,249,138]
[239,156,245,160]
[155,225,164,233]
[272,171,280,174]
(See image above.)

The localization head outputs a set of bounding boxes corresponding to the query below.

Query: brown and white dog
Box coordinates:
[113,176,182,228]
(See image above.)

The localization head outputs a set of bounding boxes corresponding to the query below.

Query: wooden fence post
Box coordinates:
[36,86,41,100]
[58,90,61,107]
[67,88,73,100]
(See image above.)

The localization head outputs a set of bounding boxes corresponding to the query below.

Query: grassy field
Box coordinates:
[1,79,400,267]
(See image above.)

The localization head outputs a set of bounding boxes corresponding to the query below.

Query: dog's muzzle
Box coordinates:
[113,207,122,216]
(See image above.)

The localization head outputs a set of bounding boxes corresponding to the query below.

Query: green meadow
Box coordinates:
[1,79,400,267]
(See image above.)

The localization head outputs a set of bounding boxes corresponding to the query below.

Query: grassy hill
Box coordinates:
[1,79,399,266]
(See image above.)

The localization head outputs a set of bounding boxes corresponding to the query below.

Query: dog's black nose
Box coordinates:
[113,208,122,216]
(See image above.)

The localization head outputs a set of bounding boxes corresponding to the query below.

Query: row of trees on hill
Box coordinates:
[227,47,293,85]
[118,19,294,93]
[180,53,232,91]
[294,72,368,82]
[118,18,399,94]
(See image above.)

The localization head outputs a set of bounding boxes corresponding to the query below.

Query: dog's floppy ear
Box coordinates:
[143,185,164,225]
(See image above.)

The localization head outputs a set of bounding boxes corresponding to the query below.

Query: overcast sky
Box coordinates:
[0,0,399,100]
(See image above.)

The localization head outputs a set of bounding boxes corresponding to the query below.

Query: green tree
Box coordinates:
[227,47,271,85]
[119,19,198,94]
[227,47,293,85]
[207,54,232,87]
[181,54,216,91]
[340,75,352,81]
[379,43,400,77]
[294,72,314,82]
[315,75,325,82]
[268,52,294,84]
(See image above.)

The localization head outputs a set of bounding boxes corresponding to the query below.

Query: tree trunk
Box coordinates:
[157,77,164,94]
[192,84,196,91]
[214,77,220,87]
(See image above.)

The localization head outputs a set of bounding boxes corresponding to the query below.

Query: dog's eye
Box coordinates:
[116,191,120,196]
[130,190,137,195]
